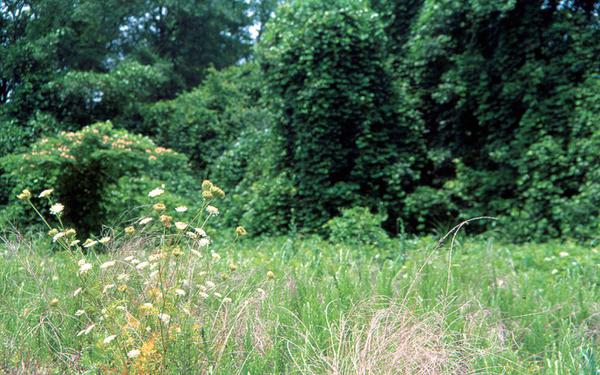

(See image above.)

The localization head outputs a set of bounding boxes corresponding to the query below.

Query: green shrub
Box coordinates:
[325,206,391,247]
[256,0,425,232]
[0,122,197,234]
[142,64,264,172]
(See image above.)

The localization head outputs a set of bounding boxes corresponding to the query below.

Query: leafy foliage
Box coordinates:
[141,64,265,172]
[325,206,391,247]
[256,0,425,233]
[0,122,196,234]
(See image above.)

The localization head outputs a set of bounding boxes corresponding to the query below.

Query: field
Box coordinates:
[1,229,598,374]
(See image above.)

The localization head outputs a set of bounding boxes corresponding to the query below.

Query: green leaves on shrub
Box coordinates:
[255,0,425,233]
[0,122,196,235]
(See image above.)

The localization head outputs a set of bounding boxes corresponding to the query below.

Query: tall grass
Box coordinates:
[0,185,598,374]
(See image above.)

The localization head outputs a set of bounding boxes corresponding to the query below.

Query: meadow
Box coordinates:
[0,186,597,374]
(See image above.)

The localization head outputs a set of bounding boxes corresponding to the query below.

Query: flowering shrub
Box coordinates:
[0,122,197,234]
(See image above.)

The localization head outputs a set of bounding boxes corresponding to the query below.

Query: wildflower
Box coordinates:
[148,253,162,262]
[159,214,172,227]
[64,228,76,236]
[103,284,115,293]
[206,205,219,216]
[158,313,171,324]
[117,273,130,281]
[100,260,116,269]
[69,240,80,247]
[214,292,222,298]
[130,258,140,265]
[211,252,221,261]
[52,231,66,242]
[199,292,209,299]
[77,323,96,337]
[125,226,136,235]
[267,270,275,280]
[73,287,82,297]
[103,335,117,344]
[211,186,225,198]
[83,239,98,248]
[117,284,128,292]
[175,221,188,230]
[559,251,569,257]
[201,180,213,191]
[79,262,93,274]
[139,217,153,225]
[186,231,199,239]
[17,189,32,201]
[148,187,164,198]
[229,263,237,272]
[139,303,155,316]
[223,297,232,304]
[127,349,140,359]
[205,281,216,289]
[124,256,134,261]
[49,298,59,306]
[198,238,211,247]
[153,203,166,211]
[48,228,59,237]
[202,190,214,200]
[175,206,188,212]
[551,269,559,275]
[136,261,150,270]
[235,226,247,236]
[74,309,85,316]
[174,289,186,297]
[149,288,162,300]
[98,236,111,244]
[195,227,207,237]
[191,249,202,257]
[171,246,183,257]
[38,189,54,198]
[50,203,64,215]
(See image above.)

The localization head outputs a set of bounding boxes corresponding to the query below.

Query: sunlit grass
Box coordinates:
[0,184,598,373]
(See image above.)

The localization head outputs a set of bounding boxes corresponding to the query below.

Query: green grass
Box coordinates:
[0,233,598,374]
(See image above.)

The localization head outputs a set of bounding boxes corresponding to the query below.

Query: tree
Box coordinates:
[257,0,425,232]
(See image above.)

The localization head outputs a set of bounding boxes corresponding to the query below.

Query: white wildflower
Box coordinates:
[103,284,115,293]
[157,313,171,324]
[38,189,54,198]
[139,217,153,225]
[100,260,116,269]
[206,205,219,215]
[103,334,117,344]
[79,262,93,274]
[50,203,64,215]
[148,187,164,198]
[52,231,66,242]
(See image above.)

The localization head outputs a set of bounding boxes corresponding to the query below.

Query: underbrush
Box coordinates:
[0,185,598,374]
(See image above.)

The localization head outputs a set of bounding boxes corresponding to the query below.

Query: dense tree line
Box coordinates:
[1,0,599,240]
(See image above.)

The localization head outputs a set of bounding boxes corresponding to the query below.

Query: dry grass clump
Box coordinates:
[288,298,495,375]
